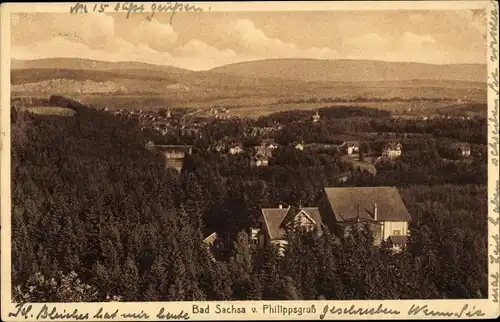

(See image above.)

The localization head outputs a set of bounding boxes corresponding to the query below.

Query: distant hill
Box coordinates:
[11,68,178,85]
[12,79,126,94]
[11,58,192,75]
[10,58,487,113]
[209,59,487,83]
[10,58,297,88]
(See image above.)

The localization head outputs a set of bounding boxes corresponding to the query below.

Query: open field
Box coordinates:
[12,93,487,119]
[225,101,487,118]
[11,58,487,119]
[25,106,77,116]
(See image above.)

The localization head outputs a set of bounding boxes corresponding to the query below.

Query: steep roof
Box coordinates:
[301,207,323,228]
[261,206,323,240]
[323,187,410,222]
[261,208,288,240]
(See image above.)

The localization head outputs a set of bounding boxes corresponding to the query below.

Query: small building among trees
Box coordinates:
[382,142,402,160]
[340,141,360,155]
[449,142,471,158]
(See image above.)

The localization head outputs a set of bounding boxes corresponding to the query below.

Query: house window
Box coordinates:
[393,230,401,236]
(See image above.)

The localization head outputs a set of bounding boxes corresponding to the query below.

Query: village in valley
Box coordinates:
[87,101,482,258]
[9,7,490,303]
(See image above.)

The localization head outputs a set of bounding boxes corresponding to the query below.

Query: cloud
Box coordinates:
[399,32,436,46]
[346,32,435,49]
[342,31,452,63]
[11,36,241,71]
[10,12,485,69]
[174,39,236,59]
[215,19,339,59]
[173,40,246,70]
[11,13,115,47]
[11,36,173,66]
[128,18,178,51]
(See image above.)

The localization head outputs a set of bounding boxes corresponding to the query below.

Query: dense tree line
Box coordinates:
[256,106,391,126]
[274,96,457,105]
[11,103,488,302]
[145,106,486,148]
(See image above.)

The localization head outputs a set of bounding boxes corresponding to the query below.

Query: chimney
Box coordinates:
[278,204,283,209]
[374,203,378,221]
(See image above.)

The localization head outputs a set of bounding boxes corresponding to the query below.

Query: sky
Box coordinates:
[10,9,487,71]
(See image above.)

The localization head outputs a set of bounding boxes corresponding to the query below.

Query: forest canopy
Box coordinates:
[10,101,488,301]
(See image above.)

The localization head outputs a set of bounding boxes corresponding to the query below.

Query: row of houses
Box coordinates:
[255,186,411,254]
[204,186,411,258]
[342,141,473,160]
[340,141,402,160]
[211,139,405,169]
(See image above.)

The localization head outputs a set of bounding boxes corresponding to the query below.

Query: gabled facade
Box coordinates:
[229,144,244,155]
[319,187,410,250]
[253,206,324,255]
[382,142,402,159]
[253,186,411,255]
[251,143,273,167]
[254,144,273,158]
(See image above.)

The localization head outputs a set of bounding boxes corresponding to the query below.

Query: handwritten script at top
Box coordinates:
[69,2,206,24]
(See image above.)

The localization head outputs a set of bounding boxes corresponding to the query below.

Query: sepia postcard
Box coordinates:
[1,1,499,320]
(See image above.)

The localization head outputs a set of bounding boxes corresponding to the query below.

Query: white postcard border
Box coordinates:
[1,1,499,320]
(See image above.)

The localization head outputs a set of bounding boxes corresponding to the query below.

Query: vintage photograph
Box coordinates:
[6,2,492,305]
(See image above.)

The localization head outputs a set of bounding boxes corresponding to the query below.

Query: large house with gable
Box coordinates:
[319,187,410,248]
[253,205,324,255]
[252,186,410,254]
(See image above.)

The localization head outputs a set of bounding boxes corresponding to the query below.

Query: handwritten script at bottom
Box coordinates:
[8,303,191,320]
[407,304,485,318]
